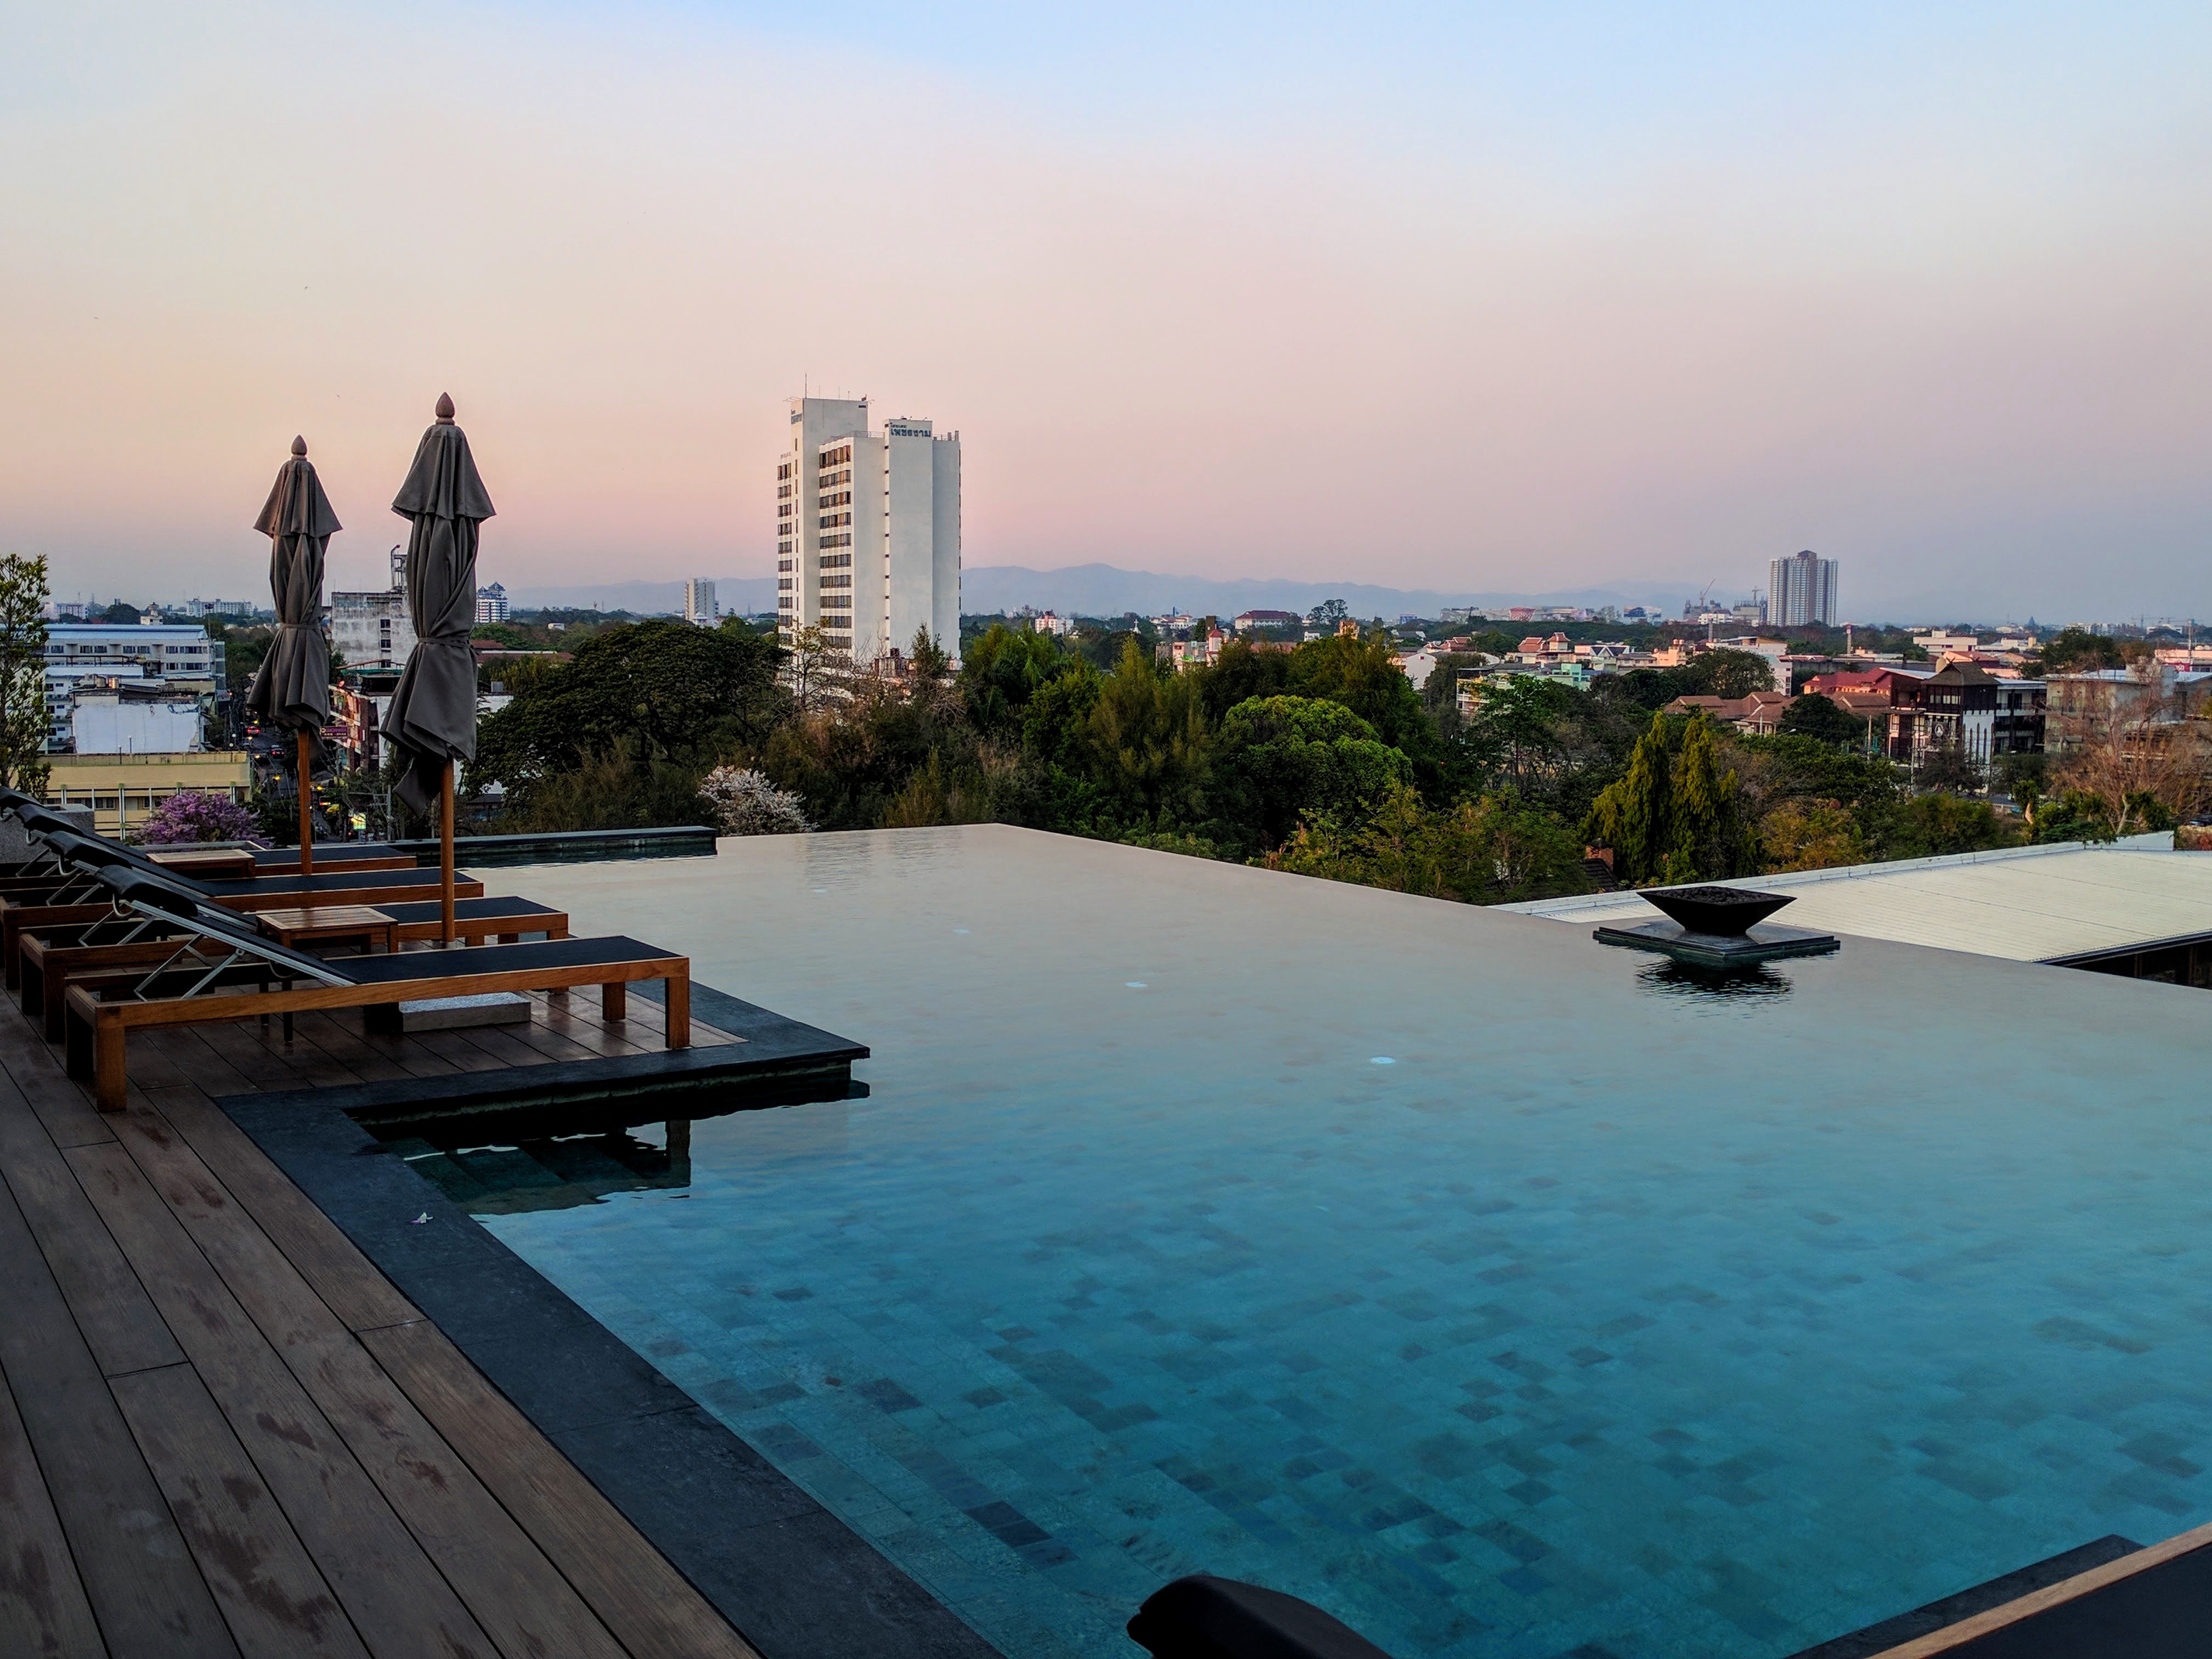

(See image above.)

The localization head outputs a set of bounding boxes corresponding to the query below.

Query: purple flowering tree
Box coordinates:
[131,791,258,846]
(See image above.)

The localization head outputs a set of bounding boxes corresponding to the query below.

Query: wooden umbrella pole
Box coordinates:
[440,760,456,945]
[296,729,313,876]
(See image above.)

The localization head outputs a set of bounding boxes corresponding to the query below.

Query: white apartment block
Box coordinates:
[474,582,509,625]
[42,624,218,683]
[776,396,960,666]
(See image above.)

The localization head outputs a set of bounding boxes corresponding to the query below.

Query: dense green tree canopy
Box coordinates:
[1285,633,1434,752]
[1778,692,1872,749]
[465,598,2063,911]
[959,624,1074,737]
[476,620,786,809]
[1082,639,1209,831]
[1212,695,1412,852]
[1196,637,1293,724]
[2033,627,2124,674]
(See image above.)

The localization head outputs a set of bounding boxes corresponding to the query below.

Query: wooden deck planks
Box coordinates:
[0,1028,115,1150]
[101,1101,633,1659]
[283,1013,422,1084]
[0,938,769,1659]
[0,1078,183,1379]
[109,1364,370,1658]
[408,1029,513,1075]
[194,1018,364,1092]
[0,1176,236,1657]
[0,1356,109,1658]
[362,1318,764,1659]
[138,1086,420,1335]
[64,1138,501,1659]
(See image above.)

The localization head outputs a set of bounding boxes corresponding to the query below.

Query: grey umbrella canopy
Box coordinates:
[382,394,495,817]
[245,435,340,767]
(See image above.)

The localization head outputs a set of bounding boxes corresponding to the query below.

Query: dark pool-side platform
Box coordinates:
[1785,1529,2212,1658]
[1594,918,1842,968]
[218,981,1003,1659]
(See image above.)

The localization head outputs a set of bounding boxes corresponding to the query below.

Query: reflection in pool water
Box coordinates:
[1635,958,1797,1002]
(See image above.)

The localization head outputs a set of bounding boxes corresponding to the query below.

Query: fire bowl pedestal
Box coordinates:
[1594,883,1841,967]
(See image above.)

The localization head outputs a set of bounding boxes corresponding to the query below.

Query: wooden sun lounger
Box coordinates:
[2,902,132,989]
[21,897,573,1041]
[0,812,471,921]
[2,865,488,984]
[65,934,690,1111]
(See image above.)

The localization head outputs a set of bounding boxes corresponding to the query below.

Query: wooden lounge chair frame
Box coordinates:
[21,897,573,1041]
[63,895,689,1111]
[1,849,486,984]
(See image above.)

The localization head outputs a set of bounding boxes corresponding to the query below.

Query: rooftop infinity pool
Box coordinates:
[395,827,2212,1657]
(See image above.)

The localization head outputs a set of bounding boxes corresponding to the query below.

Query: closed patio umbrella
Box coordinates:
[382,393,494,942]
[246,436,339,873]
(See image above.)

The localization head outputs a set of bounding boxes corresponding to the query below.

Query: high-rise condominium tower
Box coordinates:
[1768,549,1838,627]
[776,397,961,665]
[683,578,718,625]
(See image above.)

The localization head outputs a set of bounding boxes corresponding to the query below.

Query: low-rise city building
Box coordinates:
[1165,629,1226,672]
[1395,648,1438,690]
[1886,662,2046,765]
[1661,690,1793,732]
[44,749,252,838]
[70,685,204,755]
[39,623,223,753]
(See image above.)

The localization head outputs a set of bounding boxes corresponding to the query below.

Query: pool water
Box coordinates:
[405,828,2212,1658]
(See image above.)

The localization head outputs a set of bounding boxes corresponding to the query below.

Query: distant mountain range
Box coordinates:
[956,565,1706,620]
[500,578,778,616]
[501,565,1707,622]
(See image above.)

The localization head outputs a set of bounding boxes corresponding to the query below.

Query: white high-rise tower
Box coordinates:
[1767,549,1839,627]
[776,397,961,666]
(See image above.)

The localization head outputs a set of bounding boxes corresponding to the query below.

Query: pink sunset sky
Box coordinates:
[3,1,2209,619]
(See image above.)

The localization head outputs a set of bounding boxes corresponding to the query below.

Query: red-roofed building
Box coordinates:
[1803,666,1922,703]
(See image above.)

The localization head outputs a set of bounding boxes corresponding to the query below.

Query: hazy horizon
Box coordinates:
[5,2,2208,620]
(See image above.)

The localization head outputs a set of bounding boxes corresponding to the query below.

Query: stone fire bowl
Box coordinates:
[1639,885,1796,938]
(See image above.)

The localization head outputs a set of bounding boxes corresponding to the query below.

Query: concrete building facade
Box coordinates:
[475,583,509,625]
[332,590,417,670]
[776,397,960,667]
[1768,550,1839,627]
[71,693,202,755]
[40,624,223,753]
[684,578,719,625]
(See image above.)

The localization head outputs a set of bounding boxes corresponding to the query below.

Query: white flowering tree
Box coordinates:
[698,766,812,836]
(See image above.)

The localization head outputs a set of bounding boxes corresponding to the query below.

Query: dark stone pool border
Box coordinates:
[216,981,1002,1659]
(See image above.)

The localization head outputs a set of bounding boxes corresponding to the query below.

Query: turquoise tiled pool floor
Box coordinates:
[409,830,2212,1658]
